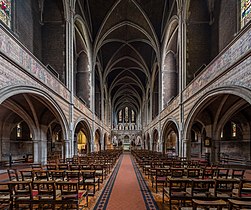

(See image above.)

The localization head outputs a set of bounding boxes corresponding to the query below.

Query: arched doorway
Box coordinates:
[123,135,130,151]
[162,120,179,156]
[94,129,101,152]
[74,120,91,155]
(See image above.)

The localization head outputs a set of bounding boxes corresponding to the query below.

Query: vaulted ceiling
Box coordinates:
[80,0,172,114]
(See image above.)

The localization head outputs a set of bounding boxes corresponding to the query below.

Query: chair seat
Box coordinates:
[84,178,99,183]
[228,199,251,206]
[193,199,227,206]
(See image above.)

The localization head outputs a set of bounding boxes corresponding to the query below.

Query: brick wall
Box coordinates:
[186,0,211,84]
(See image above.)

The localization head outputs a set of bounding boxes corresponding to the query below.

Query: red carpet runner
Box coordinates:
[93,153,158,210]
[106,153,146,210]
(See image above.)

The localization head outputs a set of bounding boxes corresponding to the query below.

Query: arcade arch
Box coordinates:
[162,120,179,156]
[185,91,251,163]
[0,91,67,164]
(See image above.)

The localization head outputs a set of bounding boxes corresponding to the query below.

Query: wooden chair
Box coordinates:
[162,178,191,209]
[50,170,65,181]
[9,181,33,209]
[234,179,251,200]
[154,168,169,193]
[33,180,56,209]
[56,181,88,209]
[0,182,11,209]
[189,179,215,199]
[192,198,227,210]
[214,178,238,200]
[81,170,100,196]
[93,164,105,183]
[66,170,81,182]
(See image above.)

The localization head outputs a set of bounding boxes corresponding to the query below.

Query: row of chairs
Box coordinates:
[163,178,251,209]
[0,180,88,209]
[8,168,100,196]
[150,167,245,193]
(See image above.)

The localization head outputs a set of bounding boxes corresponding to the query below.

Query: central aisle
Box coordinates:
[105,153,146,210]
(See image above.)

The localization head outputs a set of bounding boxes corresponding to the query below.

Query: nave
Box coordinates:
[1,150,251,210]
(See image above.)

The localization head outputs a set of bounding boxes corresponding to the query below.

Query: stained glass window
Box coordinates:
[241,0,251,28]
[16,123,21,138]
[125,107,128,122]
[118,110,122,122]
[0,0,11,28]
[131,110,135,122]
[232,122,236,137]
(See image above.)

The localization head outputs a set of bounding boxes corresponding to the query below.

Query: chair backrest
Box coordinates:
[231,169,245,179]
[187,168,201,178]
[82,170,96,180]
[50,170,65,181]
[58,163,69,170]
[168,178,190,197]
[46,164,57,170]
[20,170,33,181]
[191,179,214,197]
[214,178,238,198]
[66,170,80,182]
[202,166,215,179]
[33,180,56,200]
[9,181,33,201]
[0,182,11,204]
[33,170,49,181]
[216,168,229,179]
[31,163,42,169]
[238,179,251,199]
[69,164,80,170]
[171,168,185,178]
[55,181,79,207]
[7,169,19,181]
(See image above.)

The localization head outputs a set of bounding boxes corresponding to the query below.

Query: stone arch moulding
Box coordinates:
[0,85,69,139]
[184,86,251,140]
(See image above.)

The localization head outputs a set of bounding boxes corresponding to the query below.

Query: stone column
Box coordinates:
[64,139,70,158]
[33,140,39,163]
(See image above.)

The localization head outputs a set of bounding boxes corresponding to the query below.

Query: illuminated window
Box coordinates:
[131,110,135,122]
[241,0,251,28]
[125,107,128,122]
[232,122,236,137]
[0,0,11,28]
[16,123,22,138]
[118,110,122,122]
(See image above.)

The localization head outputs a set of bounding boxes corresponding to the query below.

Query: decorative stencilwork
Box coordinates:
[131,156,159,210]
[241,0,251,28]
[93,155,123,210]
[0,0,11,28]
[0,26,70,101]
[184,26,251,101]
